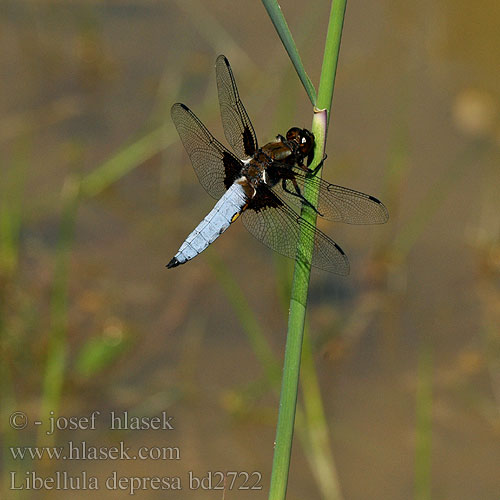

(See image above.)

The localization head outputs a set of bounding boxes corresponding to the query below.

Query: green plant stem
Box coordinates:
[268,2,347,499]
[212,246,341,499]
[316,0,347,125]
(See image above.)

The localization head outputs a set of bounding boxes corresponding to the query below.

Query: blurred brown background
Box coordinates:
[1,0,499,499]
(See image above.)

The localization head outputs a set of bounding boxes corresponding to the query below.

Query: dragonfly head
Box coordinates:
[285,127,315,159]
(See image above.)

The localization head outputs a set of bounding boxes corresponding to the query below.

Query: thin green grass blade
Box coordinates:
[301,329,343,500]
[38,176,81,447]
[208,252,281,383]
[75,334,131,379]
[268,2,347,499]
[261,0,317,105]
[0,201,22,278]
[414,341,433,500]
[0,138,31,496]
[80,126,172,199]
[0,139,29,279]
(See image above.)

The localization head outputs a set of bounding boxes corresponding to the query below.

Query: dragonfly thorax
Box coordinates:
[241,152,273,188]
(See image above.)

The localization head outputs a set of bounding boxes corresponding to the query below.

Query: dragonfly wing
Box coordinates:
[215,55,258,159]
[241,186,349,275]
[277,168,389,224]
[171,102,243,199]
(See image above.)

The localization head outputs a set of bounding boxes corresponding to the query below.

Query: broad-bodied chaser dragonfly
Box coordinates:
[167,55,388,274]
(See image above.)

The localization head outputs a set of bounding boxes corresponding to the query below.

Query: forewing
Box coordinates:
[215,55,258,159]
[171,103,243,199]
[242,187,349,275]
[278,168,389,224]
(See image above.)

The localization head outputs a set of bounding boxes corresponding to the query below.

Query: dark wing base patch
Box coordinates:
[222,151,242,190]
[243,186,350,275]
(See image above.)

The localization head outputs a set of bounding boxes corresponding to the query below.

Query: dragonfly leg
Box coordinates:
[281,178,323,216]
[307,154,328,176]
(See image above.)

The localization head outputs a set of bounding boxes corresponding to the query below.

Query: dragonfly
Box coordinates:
[167,55,388,274]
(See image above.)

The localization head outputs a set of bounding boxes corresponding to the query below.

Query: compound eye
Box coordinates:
[299,131,314,154]
[286,127,301,142]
